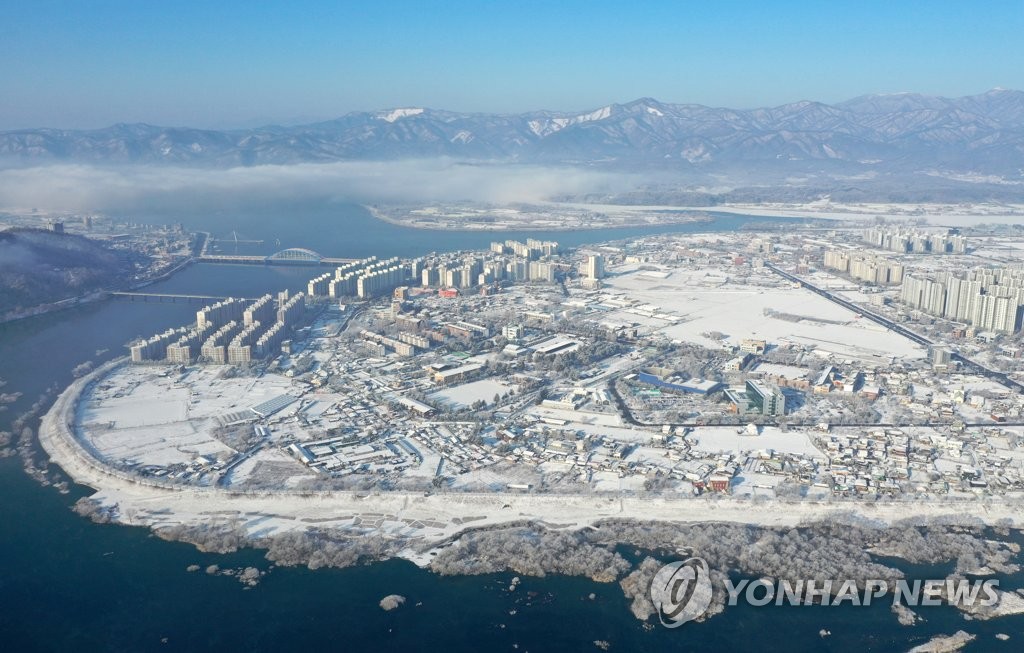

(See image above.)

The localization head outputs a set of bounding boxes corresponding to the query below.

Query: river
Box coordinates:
[1,201,1019,651]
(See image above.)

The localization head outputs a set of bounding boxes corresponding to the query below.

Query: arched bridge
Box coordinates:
[197,247,353,266]
[267,248,324,264]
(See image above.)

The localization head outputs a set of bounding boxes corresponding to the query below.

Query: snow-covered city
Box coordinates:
[46,226,1024,518]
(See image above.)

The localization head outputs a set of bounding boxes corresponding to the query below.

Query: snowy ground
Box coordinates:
[528,406,626,429]
[429,378,516,409]
[679,202,1024,227]
[753,363,812,380]
[968,237,1024,265]
[687,426,827,459]
[603,266,924,362]
[546,200,1024,227]
[78,366,296,467]
[41,369,1024,566]
[226,448,316,487]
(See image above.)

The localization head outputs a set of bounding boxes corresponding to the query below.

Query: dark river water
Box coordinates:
[1,201,1020,651]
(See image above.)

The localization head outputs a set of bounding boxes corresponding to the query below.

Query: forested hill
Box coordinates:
[0,228,135,315]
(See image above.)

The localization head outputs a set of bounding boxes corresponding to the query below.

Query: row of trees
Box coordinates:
[428,526,630,582]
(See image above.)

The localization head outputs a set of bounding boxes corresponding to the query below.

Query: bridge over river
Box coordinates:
[198,247,355,266]
[109,292,260,304]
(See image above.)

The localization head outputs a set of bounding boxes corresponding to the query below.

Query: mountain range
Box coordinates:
[2,90,1024,179]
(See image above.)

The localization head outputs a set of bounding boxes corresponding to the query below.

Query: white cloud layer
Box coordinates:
[0,160,641,212]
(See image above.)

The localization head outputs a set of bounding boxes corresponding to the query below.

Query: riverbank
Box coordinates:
[364,204,714,232]
[32,335,1024,646]
[668,202,1024,227]
[40,360,1024,569]
[0,255,195,326]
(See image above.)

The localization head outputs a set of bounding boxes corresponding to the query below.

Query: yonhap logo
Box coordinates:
[651,558,1001,629]
[650,557,714,627]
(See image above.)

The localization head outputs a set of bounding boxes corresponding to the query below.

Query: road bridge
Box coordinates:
[197,247,356,267]
[109,292,258,304]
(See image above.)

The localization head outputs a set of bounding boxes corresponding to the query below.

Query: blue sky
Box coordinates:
[2,0,1022,129]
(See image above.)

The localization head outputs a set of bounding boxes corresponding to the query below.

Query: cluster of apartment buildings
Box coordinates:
[307,257,422,300]
[823,250,905,285]
[421,251,560,288]
[863,228,967,255]
[131,292,306,364]
[421,257,492,288]
[900,266,1024,333]
[129,326,201,364]
[417,239,564,290]
[490,238,560,258]
[301,241,574,304]
[360,329,432,357]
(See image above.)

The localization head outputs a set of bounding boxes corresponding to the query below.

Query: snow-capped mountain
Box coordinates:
[2,90,1023,175]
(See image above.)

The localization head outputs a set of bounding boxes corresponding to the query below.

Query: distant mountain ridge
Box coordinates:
[2,90,1024,175]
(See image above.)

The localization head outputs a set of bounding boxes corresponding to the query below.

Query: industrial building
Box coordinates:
[637,368,723,395]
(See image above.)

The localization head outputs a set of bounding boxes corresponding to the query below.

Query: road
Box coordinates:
[764,262,1024,394]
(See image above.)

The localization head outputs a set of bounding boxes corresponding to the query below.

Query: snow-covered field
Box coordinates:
[604,266,924,362]
[528,406,626,429]
[687,426,826,459]
[77,366,295,467]
[691,202,1024,227]
[226,448,315,487]
[429,378,516,409]
[84,381,189,427]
